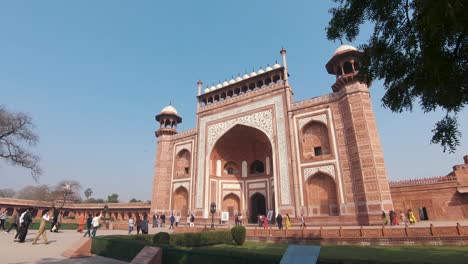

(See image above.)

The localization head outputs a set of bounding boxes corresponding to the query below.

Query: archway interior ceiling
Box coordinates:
[210,125,272,175]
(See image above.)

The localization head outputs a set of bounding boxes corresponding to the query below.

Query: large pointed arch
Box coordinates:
[172,186,189,217]
[305,172,339,216]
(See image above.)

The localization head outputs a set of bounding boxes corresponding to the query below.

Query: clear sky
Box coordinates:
[1,1,466,202]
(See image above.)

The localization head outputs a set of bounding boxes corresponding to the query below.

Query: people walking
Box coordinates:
[382,211,388,225]
[300,214,306,229]
[77,213,85,233]
[186,215,191,227]
[0,210,7,231]
[83,214,93,237]
[285,214,291,230]
[91,213,102,237]
[32,210,50,245]
[18,207,33,243]
[152,214,157,228]
[169,214,175,230]
[175,215,180,227]
[263,216,268,229]
[6,210,19,235]
[190,214,195,227]
[128,217,134,234]
[276,214,283,230]
[400,211,409,225]
[50,205,60,232]
[238,214,243,226]
[141,215,149,234]
[136,216,142,234]
[408,209,417,224]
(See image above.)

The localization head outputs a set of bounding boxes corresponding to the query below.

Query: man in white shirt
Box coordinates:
[91,213,102,237]
[128,217,134,234]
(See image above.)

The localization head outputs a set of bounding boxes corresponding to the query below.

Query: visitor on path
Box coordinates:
[393,211,400,225]
[32,210,50,245]
[160,214,166,228]
[136,216,142,234]
[141,215,149,234]
[152,214,157,228]
[190,214,195,227]
[77,213,85,233]
[400,211,409,225]
[83,214,93,237]
[6,210,19,235]
[0,210,7,231]
[263,216,268,229]
[235,214,239,226]
[408,209,417,224]
[18,207,33,243]
[54,212,63,232]
[50,205,60,232]
[300,214,306,229]
[175,215,180,227]
[186,215,191,227]
[389,210,395,225]
[285,214,291,230]
[169,214,175,229]
[91,213,102,237]
[382,211,388,225]
[128,217,134,234]
[238,214,243,226]
[276,214,283,230]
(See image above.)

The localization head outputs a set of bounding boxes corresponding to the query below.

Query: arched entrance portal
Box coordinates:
[172,187,188,217]
[222,193,240,219]
[250,193,266,223]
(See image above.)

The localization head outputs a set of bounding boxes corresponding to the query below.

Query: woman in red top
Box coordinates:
[263,216,268,229]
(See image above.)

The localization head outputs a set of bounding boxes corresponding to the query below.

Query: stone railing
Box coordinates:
[173,223,468,245]
[389,175,457,187]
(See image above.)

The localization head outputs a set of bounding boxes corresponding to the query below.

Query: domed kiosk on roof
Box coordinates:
[155,104,182,137]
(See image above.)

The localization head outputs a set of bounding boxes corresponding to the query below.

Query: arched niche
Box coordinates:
[172,186,189,218]
[174,149,191,178]
[300,121,331,161]
[305,172,338,216]
[222,193,241,219]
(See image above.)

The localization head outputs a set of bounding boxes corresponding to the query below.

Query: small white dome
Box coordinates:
[204,88,210,93]
[216,83,223,89]
[160,105,178,115]
[209,86,216,91]
[333,44,358,56]
[235,76,243,82]
[229,78,236,84]
[242,74,250,79]
[257,68,265,74]
[249,71,257,77]
[273,63,281,69]
[265,65,273,71]
[222,81,229,87]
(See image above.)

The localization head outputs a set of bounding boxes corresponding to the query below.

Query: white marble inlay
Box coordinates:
[173,182,189,191]
[298,113,328,129]
[303,165,336,181]
[223,183,241,189]
[249,182,266,189]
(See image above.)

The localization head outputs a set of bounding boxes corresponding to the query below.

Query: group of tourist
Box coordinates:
[382,209,417,226]
[234,213,244,226]
[127,215,149,235]
[0,207,53,245]
[275,213,294,230]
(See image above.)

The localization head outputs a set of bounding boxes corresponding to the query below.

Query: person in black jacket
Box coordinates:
[83,214,93,237]
[276,213,283,230]
[18,207,33,243]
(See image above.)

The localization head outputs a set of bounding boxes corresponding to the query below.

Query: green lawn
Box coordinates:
[319,245,468,264]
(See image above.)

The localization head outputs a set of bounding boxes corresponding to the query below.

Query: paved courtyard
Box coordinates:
[0,228,170,264]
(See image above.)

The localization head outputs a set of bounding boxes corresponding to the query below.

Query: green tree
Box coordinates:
[129,198,142,203]
[84,188,93,200]
[86,198,106,203]
[107,193,119,203]
[0,188,15,198]
[0,106,41,178]
[327,0,467,153]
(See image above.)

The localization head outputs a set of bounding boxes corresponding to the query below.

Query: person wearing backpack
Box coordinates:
[169,214,175,229]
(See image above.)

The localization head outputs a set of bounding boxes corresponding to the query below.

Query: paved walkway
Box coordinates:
[0,228,171,264]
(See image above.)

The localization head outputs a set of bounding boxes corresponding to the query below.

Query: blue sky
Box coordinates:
[1,1,466,202]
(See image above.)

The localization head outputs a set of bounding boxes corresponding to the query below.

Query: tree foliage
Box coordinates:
[129,198,142,203]
[15,185,51,201]
[327,0,467,153]
[84,188,93,200]
[107,193,119,203]
[0,106,41,178]
[86,198,106,203]
[0,188,16,198]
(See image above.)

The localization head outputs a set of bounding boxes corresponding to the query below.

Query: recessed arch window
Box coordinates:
[250,160,265,174]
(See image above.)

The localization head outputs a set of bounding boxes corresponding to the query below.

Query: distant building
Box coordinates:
[151,46,394,225]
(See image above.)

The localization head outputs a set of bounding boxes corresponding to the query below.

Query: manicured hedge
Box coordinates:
[231,226,246,245]
[4,222,78,230]
[91,236,147,262]
[169,230,233,247]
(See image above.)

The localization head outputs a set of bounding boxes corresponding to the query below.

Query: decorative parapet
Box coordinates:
[389,175,457,187]
[171,128,197,140]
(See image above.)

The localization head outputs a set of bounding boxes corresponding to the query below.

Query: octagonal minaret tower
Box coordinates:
[155,104,182,137]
